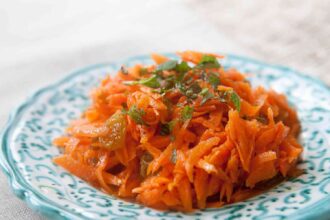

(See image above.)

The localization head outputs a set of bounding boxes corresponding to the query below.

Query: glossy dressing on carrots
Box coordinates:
[53,51,303,211]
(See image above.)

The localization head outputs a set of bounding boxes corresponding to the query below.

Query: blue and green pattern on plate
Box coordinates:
[1,54,330,220]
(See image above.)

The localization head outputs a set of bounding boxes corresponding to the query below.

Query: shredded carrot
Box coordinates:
[53,51,303,211]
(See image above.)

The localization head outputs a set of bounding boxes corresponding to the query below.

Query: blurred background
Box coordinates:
[0,0,329,219]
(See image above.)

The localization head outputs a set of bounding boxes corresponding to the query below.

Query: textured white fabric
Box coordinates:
[185,0,330,85]
[0,0,328,219]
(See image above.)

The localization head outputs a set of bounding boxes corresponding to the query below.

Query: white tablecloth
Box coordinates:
[0,0,328,219]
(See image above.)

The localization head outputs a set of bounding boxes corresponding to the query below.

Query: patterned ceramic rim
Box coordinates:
[0,54,329,220]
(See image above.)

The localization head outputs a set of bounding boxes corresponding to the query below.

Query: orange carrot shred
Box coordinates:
[53,51,303,212]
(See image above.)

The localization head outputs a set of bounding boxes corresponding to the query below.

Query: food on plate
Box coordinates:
[53,51,303,211]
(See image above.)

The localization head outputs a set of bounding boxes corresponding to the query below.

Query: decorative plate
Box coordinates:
[1,54,330,220]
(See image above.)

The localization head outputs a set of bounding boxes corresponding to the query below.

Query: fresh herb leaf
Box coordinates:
[127,105,146,125]
[217,90,229,103]
[176,72,185,83]
[256,115,268,124]
[140,152,153,178]
[120,66,129,75]
[168,120,177,132]
[175,61,191,73]
[175,81,185,94]
[200,55,217,63]
[180,106,193,121]
[170,148,177,164]
[200,88,214,105]
[189,82,202,93]
[230,91,241,111]
[176,81,201,100]
[200,88,209,96]
[162,96,173,112]
[208,72,220,89]
[136,75,161,88]
[123,75,160,88]
[184,82,201,100]
[157,60,178,71]
[198,55,220,69]
[159,123,170,136]
[121,103,128,113]
[164,75,176,89]
[159,119,177,136]
[139,67,149,76]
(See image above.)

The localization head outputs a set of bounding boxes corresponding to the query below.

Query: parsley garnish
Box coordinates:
[175,61,191,73]
[200,88,214,105]
[139,67,149,76]
[230,91,241,111]
[170,148,177,164]
[180,106,193,121]
[157,60,178,71]
[256,115,267,124]
[121,103,128,113]
[168,120,177,131]
[123,75,160,88]
[217,90,229,103]
[159,120,177,136]
[159,123,170,136]
[207,72,220,89]
[127,105,146,125]
[217,90,241,111]
[197,55,220,69]
[183,82,201,100]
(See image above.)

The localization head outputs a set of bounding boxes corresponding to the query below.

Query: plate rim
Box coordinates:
[1,53,329,220]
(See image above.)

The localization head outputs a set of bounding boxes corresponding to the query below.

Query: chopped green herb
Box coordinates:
[127,105,146,125]
[120,66,129,75]
[185,90,194,97]
[138,75,160,88]
[197,55,220,69]
[140,152,153,178]
[183,82,201,100]
[121,103,128,113]
[159,119,177,136]
[208,72,220,89]
[159,123,170,136]
[189,82,202,94]
[217,90,229,103]
[230,91,241,111]
[139,67,149,76]
[200,88,209,96]
[170,148,177,164]
[256,116,268,124]
[168,120,177,132]
[200,88,214,105]
[175,61,191,73]
[164,75,176,90]
[123,75,160,88]
[180,106,193,121]
[157,60,178,71]
[176,71,185,83]
[176,81,202,100]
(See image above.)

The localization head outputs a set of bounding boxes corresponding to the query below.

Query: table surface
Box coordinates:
[0,0,329,219]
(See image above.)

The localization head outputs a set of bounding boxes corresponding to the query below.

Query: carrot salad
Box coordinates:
[53,51,303,211]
